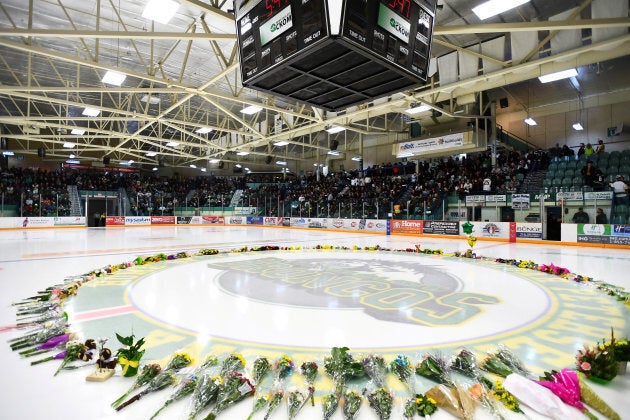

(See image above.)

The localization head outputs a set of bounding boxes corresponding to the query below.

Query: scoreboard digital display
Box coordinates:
[234,0,436,111]
[236,0,328,84]
[343,0,435,80]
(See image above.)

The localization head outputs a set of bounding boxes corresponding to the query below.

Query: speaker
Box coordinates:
[103,156,110,165]
[330,140,339,151]
[37,147,46,157]
[1,137,8,150]
[499,98,509,108]
[265,155,272,164]
[218,161,224,169]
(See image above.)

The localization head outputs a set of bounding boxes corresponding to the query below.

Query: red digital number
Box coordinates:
[388,0,410,18]
[266,0,289,18]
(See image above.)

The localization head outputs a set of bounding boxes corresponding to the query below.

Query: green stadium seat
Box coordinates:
[561,177,573,188]
[564,169,575,178]
[548,162,559,171]
[542,179,552,188]
[552,178,563,188]
[572,176,583,187]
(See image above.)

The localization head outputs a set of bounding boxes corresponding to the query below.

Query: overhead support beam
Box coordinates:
[434,17,630,35]
[0,29,236,40]
[178,0,234,23]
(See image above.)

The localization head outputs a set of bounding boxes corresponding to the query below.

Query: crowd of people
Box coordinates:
[1,143,627,220]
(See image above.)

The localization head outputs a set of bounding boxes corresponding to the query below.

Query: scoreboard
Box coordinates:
[235,0,436,111]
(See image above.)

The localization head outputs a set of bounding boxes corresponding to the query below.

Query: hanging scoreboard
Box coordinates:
[235,0,436,111]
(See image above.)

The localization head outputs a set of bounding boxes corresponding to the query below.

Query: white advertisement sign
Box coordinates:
[259,6,293,45]
[461,221,511,239]
[398,132,464,154]
[124,216,151,225]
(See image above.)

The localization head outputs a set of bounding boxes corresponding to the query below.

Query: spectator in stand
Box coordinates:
[595,139,605,154]
[581,160,602,188]
[609,175,629,206]
[562,144,574,161]
[584,143,595,157]
[549,143,561,162]
[571,207,589,223]
[596,208,608,224]
[577,143,586,159]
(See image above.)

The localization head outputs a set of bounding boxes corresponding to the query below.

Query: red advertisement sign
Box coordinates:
[390,219,423,235]
[509,222,517,242]
[106,216,125,226]
[151,216,176,225]
[201,216,225,224]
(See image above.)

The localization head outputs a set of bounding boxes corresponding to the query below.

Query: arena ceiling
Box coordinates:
[0,0,629,171]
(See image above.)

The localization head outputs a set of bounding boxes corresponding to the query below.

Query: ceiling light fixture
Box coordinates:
[276,161,287,165]
[572,122,584,131]
[165,141,180,147]
[236,151,249,156]
[152,167,158,171]
[524,117,537,126]
[200,167,207,172]
[101,70,126,86]
[63,142,76,148]
[195,127,213,134]
[189,164,197,168]
[397,152,413,158]
[82,107,100,117]
[235,163,242,168]
[240,105,263,115]
[326,126,346,134]
[404,104,431,114]
[327,150,340,155]
[142,0,180,24]
[273,141,289,146]
[3,151,14,156]
[145,152,157,157]
[70,129,85,135]
[538,68,578,83]
[351,156,362,161]
[209,158,220,163]
[472,0,530,20]
[65,159,80,164]
[69,154,76,159]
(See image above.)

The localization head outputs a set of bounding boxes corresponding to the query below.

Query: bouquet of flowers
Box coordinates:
[251,356,272,385]
[390,354,414,393]
[150,374,199,419]
[403,398,416,420]
[204,372,255,420]
[364,387,393,420]
[322,393,340,420]
[219,353,246,378]
[415,353,453,387]
[414,393,438,417]
[485,379,522,414]
[538,369,596,420]
[18,332,73,357]
[576,372,621,420]
[575,344,618,381]
[194,354,219,374]
[164,352,193,372]
[273,355,294,382]
[425,383,475,420]
[286,389,308,419]
[450,349,481,379]
[300,361,318,405]
[10,321,67,351]
[494,346,534,379]
[115,332,146,377]
[324,347,365,393]
[115,371,178,411]
[480,354,513,378]
[111,363,162,408]
[503,373,579,419]
[246,395,268,420]
[342,389,362,420]
[601,328,630,362]
[187,374,222,420]
[54,339,88,376]
[263,389,284,419]
[361,354,388,388]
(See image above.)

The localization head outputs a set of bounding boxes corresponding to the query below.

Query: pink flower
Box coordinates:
[580,362,591,371]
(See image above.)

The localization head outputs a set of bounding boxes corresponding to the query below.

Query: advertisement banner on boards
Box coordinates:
[577,223,630,245]
[391,219,423,235]
[106,216,125,226]
[151,216,176,225]
[515,223,543,239]
[227,216,245,225]
[263,217,282,226]
[422,220,459,235]
[201,216,225,224]
[176,217,193,224]
[125,216,151,225]
[247,216,264,225]
[462,221,511,239]
[54,217,85,226]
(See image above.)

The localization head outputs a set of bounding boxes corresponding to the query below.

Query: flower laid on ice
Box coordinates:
[364,387,394,420]
[111,363,162,408]
[342,389,362,420]
[361,354,388,388]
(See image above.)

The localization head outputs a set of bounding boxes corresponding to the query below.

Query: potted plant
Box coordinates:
[115,332,146,377]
